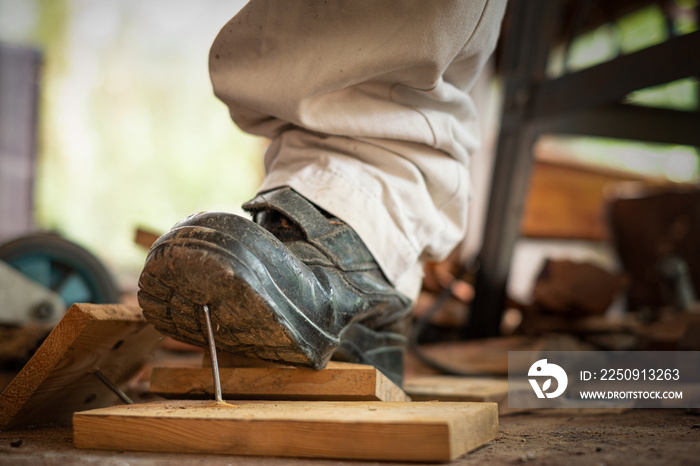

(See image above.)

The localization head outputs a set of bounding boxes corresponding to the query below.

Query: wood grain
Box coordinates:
[0,303,162,430]
[521,160,647,240]
[73,399,498,462]
[150,361,410,402]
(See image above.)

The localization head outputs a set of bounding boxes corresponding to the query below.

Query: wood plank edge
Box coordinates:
[151,392,384,402]
[150,365,410,402]
[73,411,460,461]
[0,304,150,429]
[0,306,94,428]
[449,402,498,459]
[374,371,411,402]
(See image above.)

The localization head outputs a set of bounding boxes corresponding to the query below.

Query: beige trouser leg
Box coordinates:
[209,0,506,300]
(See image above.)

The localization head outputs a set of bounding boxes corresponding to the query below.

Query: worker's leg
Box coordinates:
[139,0,506,386]
[209,0,506,299]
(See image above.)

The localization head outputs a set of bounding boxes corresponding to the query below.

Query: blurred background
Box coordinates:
[1,0,699,364]
[0,0,265,290]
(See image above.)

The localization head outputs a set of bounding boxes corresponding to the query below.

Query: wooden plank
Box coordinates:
[409,336,548,377]
[403,377,630,416]
[150,361,410,402]
[531,260,627,315]
[531,104,700,147]
[520,160,647,241]
[0,303,162,430]
[73,399,498,462]
[404,376,530,415]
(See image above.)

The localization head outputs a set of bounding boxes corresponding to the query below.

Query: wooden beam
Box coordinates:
[531,104,700,147]
[532,31,700,119]
[150,361,411,402]
[74,399,498,462]
[0,303,162,430]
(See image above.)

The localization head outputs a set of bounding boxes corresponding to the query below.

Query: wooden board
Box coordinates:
[73,399,498,462]
[532,259,627,316]
[150,361,410,402]
[520,158,648,240]
[408,336,547,377]
[403,376,630,416]
[0,303,162,430]
[404,375,529,415]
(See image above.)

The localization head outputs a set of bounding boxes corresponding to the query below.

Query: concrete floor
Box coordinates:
[2,331,699,465]
[1,408,699,465]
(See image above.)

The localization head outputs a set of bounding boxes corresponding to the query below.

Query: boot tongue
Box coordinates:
[244,187,382,273]
[243,187,336,240]
[254,210,306,242]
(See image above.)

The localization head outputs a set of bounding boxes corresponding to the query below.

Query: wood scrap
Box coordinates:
[608,186,700,311]
[404,376,634,416]
[0,303,162,430]
[532,259,627,316]
[406,335,590,377]
[636,312,700,350]
[150,361,410,402]
[515,312,641,349]
[404,375,530,415]
[521,159,650,241]
[406,336,538,377]
[73,399,498,462]
[0,324,51,366]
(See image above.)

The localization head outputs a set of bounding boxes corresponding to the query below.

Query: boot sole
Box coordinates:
[138,226,337,369]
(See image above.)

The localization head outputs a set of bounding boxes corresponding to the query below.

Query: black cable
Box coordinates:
[408,260,489,377]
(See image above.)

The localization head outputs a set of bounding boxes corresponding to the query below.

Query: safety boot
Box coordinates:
[138,187,412,385]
